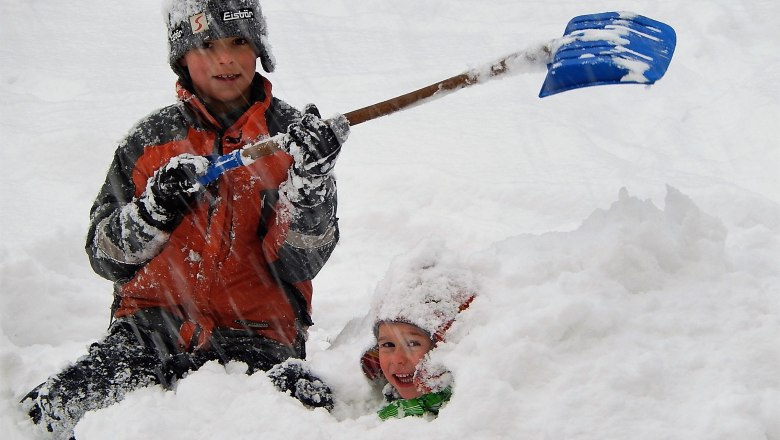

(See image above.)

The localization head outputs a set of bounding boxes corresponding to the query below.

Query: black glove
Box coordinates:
[136,153,210,231]
[285,104,349,178]
[268,359,334,411]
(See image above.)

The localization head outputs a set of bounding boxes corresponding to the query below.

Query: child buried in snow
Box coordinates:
[359,242,477,420]
[20,0,348,438]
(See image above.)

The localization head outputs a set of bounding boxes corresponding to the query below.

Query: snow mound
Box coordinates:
[70,187,779,440]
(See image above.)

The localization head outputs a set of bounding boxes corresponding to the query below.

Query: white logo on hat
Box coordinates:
[189,12,209,34]
[170,27,184,41]
[223,9,255,22]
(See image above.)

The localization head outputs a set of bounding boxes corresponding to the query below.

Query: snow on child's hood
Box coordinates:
[359,240,478,390]
[368,240,478,342]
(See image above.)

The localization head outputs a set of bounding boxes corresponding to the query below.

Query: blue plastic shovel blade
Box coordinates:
[539,12,676,97]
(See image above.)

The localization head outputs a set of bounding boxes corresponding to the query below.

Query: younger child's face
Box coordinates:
[180,36,257,114]
[377,322,434,399]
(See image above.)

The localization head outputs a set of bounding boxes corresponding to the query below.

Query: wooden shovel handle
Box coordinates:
[233,71,479,166]
[233,44,552,166]
[342,72,477,126]
[343,44,551,126]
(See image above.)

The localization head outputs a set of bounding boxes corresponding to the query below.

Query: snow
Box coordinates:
[1,0,778,439]
[163,0,212,26]
[368,239,477,340]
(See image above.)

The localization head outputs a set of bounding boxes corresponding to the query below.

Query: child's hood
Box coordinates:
[360,240,478,381]
[370,240,477,340]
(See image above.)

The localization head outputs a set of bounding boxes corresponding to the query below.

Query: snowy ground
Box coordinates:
[1,0,778,439]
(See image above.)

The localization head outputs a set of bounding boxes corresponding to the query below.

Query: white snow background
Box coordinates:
[1,0,779,439]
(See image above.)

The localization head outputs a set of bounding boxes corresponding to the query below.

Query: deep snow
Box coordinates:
[1,1,778,439]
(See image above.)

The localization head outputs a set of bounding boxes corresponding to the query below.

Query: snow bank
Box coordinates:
[67,187,779,440]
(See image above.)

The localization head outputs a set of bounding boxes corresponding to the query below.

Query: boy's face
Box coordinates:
[180,37,257,113]
[377,322,434,399]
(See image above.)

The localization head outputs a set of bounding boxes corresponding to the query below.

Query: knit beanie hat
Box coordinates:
[163,0,275,78]
[360,241,477,382]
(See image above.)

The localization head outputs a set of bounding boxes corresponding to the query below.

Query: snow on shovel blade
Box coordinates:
[539,12,676,97]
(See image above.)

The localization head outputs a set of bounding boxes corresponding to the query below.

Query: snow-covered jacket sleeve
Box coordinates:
[264,98,340,283]
[85,113,178,283]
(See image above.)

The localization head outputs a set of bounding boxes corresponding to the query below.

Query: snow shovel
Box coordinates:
[198,11,676,185]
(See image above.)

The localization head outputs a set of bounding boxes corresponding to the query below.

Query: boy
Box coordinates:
[359,242,476,420]
[20,0,347,437]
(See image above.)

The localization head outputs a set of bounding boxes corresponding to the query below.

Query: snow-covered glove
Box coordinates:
[136,153,211,231]
[413,355,453,395]
[285,104,349,178]
[268,359,334,411]
[281,104,347,217]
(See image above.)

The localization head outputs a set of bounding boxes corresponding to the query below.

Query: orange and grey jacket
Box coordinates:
[86,74,337,354]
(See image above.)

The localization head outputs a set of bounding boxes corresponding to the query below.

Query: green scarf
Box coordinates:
[377,387,453,420]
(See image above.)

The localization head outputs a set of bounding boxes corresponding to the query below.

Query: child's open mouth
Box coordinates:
[393,373,414,386]
[214,74,240,81]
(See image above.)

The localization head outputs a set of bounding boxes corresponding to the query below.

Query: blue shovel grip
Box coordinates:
[198,149,245,186]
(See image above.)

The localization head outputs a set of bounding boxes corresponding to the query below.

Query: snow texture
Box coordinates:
[368,239,477,339]
[1,1,779,439]
[163,0,211,26]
